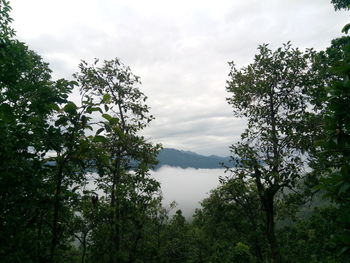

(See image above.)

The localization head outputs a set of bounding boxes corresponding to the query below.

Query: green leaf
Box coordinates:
[104,123,112,133]
[49,103,60,111]
[55,116,68,126]
[93,135,107,143]
[342,23,350,34]
[102,113,113,121]
[69,80,79,87]
[103,93,111,102]
[96,127,104,135]
[113,125,124,137]
[63,102,77,114]
[87,106,102,114]
[109,117,119,125]
[102,114,119,125]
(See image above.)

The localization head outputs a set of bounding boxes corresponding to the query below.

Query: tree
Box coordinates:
[74,58,161,263]
[318,2,350,257]
[47,97,94,263]
[330,0,350,34]
[193,181,266,262]
[226,43,320,263]
[279,206,347,262]
[0,1,78,262]
[313,35,350,256]
[1,2,165,262]
[331,0,350,10]
[162,210,190,263]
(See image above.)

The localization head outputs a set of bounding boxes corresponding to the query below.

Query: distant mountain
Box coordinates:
[44,148,233,170]
[156,148,232,169]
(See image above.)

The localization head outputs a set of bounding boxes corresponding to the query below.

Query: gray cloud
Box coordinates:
[11,0,349,156]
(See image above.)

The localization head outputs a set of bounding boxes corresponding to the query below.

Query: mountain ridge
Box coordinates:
[156,148,231,169]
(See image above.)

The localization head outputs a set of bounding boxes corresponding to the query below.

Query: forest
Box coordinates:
[0,0,349,262]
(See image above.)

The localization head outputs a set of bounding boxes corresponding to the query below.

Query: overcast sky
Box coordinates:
[10,0,349,156]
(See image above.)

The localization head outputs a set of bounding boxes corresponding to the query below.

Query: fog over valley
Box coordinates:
[151,166,224,218]
[86,166,224,218]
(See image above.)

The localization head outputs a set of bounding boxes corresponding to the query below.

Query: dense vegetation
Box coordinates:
[0,0,349,262]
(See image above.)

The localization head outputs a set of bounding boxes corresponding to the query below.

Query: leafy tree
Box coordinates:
[47,92,96,263]
[330,0,350,34]
[218,178,265,261]
[331,0,350,10]
[161,210,190,262]
[192,180,266,262]
[305,0,350,258]
[1,2,166,262]
[279,206,347,263]
[134,199,179,263]
[231,242,255,263]
[74,58,161,263]
[0,1,78,262]
[313,35,350,256]
[0,0,14,40]
[226,43,320,263]
[69,193,100,263]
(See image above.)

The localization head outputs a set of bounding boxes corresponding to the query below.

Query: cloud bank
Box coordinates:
[11,0,349,155]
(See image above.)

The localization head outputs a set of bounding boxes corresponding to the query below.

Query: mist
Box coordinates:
[150,166,225,218]
[85,166,224,218]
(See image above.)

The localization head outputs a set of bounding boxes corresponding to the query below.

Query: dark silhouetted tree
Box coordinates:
[226,43,320,263]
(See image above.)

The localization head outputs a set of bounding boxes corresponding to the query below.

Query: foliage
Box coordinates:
[279,206,348,263]
[73,58,162,263]
[225,42,320,263]
[331,0,350,10]
[312,36,350,256]
[231,242,254,263]
[192,183,265,262]
[0,1,78,262]
[0,0,15,39]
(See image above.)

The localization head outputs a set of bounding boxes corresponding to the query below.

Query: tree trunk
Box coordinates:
[36,211,44,263]
[110,155,122,263]
[81,232,87,263]
[255,168,282,263]
[263,193,281,263]
[128,224,142,263]
[49,163,64,263]
[266,90,282,262]
[252,232,264,262]
[246,204,264,262]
